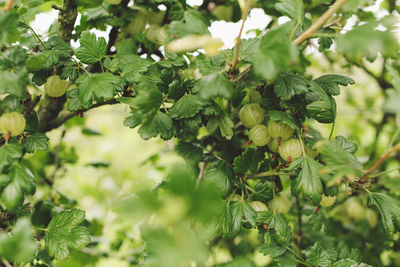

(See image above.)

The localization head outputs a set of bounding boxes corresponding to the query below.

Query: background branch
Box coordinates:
[293,0,349,46]
[45,99,120,132]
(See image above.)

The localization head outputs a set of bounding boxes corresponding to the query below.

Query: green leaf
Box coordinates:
[368,192,400,235]
[0,218,39,263]
[0,164,35,210]
[206,112,234,139]
[337,18,399,61]
[274,72,309,100]
[176,142,203,164]
[305,242,337,267]
[66,88,90,112]
[138,111,174,140]
[24,133,49,153]
[306,82,336,123]
[230,201,245,237]
[259,234,287,257]
[259,212,292,246]
[76,0,103,8]
[60,61,79,81]
[169,94,207,119]
[76,73,122,105]
[242,201,257,227]
[196,73,234,99]
[233,147,264,174]
[275,0,304,23]
[129,82,163,114]
[293,156,323,205]
[252,23,298,81]
[314,74,355,96]
[75,31,107,64]
[44,36,74,65]
[332,259,372,267]
[0,143,22,172]
[123,110,143,129]
[202,160,233,198]
[168,10,210,38]
[333,136,358,154]
[115,55,151,83]
[268,110,300,130]
[317,139,363,178]
[0,71,26,97]
[45,209,91,261]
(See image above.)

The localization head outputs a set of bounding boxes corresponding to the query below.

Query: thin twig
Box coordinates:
[360,142,400,182]
[3,0,14,11]
[1,258,12,267]
[293,0,349,46]
[231,17,247,71]
[45,98,120,132]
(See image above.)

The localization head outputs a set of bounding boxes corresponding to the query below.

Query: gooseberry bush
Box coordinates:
[1,0,400,266]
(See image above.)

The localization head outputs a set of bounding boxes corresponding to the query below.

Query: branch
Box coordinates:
[45,99,120,132]
[360,141,400,182]
[231,17,247,71]
[3,0,13,11]
[38,0,78,132]
[293,0,349,46]
[57,0,78,43]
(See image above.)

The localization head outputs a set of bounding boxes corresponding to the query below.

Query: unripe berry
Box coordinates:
[279,139,302,162]
[239,103,265,128]
[346,199,365,220]
[0,112,26,137]
[250,201,268,212]
[268,195,290,214]
[125,9,147,35]
[267,138,279,152]
[365,208,378,228]
[229,194,242,202]
[248,89,262,104]
[249,124,271,147]
[267,120,294,140]
[319,194,336,207]
[44,75,69,97]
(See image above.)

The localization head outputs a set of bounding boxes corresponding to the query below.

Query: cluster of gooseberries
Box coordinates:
[239,103,304,162]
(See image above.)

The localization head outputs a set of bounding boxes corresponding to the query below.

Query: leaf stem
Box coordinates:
[328,121,335,140]
[292,0,349,46]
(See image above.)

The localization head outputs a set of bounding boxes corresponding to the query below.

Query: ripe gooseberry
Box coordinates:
[249,124,271,147]
[279,139,302,162]
[267,120,294,141]
[0,112,26,137]
[44,75,70,98]
[239,103,265,128]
